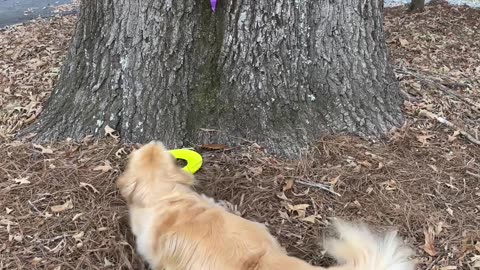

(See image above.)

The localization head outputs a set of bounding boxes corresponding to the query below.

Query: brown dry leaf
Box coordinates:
[358,160,373,168]
[283,179,294,192]
[200,144,226,150]
[399,38,409,47]
[72,213,84,221]
[31,257,42,266]
[416,134,434,146]
[448,130,461,142]
[278,210,290,220]
[286,203,310,218]
[330,175,341,187]
[446,205,454,217]
[475,241,480,253]
[115,148,127,158]
[380,180,397,191]
[93,160,112,173]
[51,200,73,213]
[104,257,114,267]
[300,215,317,223]
[287,204,310,212]
[80,182,99,194]
[248,166,263,176]
[422,226,438,256]
[376,162,384,170]
[276,192,292,202]
[33,144,54,154]
[72,231,84,241]
[104,125,119,139]
[13,177,30,185]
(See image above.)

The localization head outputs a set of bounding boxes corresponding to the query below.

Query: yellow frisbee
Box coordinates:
[168,149,203,174]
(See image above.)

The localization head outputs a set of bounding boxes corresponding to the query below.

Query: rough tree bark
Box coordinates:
[24,0,404,158]
[409,0,425,12]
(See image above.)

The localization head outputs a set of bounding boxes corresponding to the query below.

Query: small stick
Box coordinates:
[295,179,341,197]
[418,110,480,146]
[466,171,480,179]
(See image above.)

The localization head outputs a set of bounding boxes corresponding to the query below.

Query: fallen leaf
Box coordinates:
[416,134,434,146]
[435,222,444,235]
[399,38,409,47]
[440,266,457,270]
[286,203,310,218]
[448,130,461,142]
[446,204,454,217]
[377,162,384,170]
[80,182,99,194]
[72,213,84,221]
[93,161,112,173]
[300,215,317,223]
[13,177,30,185]
[287,204,310,212]
[72,231,84,241]
[358,160,373,168]
[33,144,54,154]
[330,175,341,187]
[5,207,13,214]
[276,192,292,202]
[278,210,290,220]
[104,257,114,267]
[380,180,397,191]
[283,179,294,192]
[104,125,119,139]
[51,200,73,213]
[115,148,127,158]
[31,257,42,266]
[248,166,263,176]
[13,234,23,242]
[422,226,437,256]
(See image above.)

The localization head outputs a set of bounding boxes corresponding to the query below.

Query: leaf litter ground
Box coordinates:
[1,1,480,269]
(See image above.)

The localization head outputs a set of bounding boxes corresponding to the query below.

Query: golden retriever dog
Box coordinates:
[116,141,415,270]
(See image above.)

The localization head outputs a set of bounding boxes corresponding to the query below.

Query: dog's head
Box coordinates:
[116,141,195,206]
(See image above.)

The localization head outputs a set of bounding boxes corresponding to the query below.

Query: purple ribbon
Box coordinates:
[210,0,217,11]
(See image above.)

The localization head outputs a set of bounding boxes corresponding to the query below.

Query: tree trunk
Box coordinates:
[409,0,425,12]
[23,0,404,158]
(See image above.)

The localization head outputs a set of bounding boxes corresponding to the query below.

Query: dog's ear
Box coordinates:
[168,165,196,186]
[116,172,138,203]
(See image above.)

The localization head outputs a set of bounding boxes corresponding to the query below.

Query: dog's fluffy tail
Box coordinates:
[324,219,415,270]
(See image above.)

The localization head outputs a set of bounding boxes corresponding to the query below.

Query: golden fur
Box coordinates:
[117,141,416,270]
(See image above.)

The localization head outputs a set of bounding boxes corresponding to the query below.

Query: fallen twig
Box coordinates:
[418,110,480,146]
[294,179,341,197]
[466,171,480,179]
[395,67,480,111]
